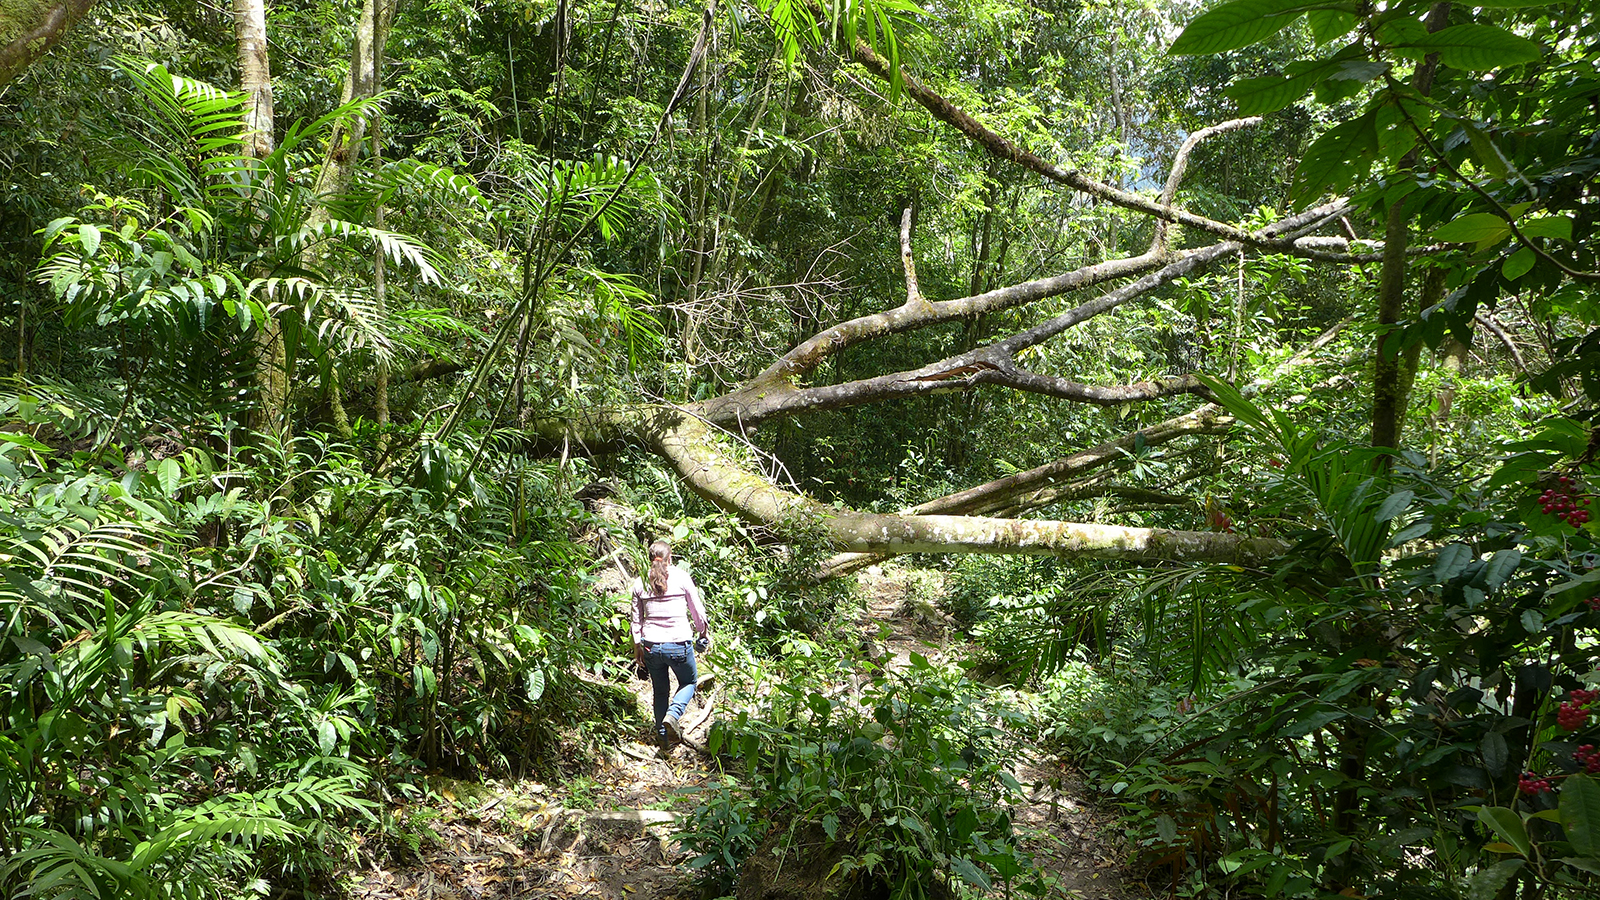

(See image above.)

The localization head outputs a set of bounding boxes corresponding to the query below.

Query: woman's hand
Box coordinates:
[634,643,645,667]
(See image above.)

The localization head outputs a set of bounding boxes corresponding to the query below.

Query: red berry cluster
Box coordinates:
[1559,689,1598,731]
[1539,476,1591,527]
[1519,772,1553,794]
[1587,596,1600,611]
[1576,745,1600,774]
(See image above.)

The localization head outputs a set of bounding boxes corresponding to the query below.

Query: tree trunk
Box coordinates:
[1370,197,1412,454]
[0,0,97,87]
[308,0,400,207]
[1369,1,1450,460]
[309,0,401,442]
[1430,334,1469,465]
[373,115,391,461]
[233,0,287,440]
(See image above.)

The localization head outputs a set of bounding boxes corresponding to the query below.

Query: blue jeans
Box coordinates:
[645,641,696,735]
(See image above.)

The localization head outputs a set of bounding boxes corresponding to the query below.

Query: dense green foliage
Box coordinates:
[0,0,1597,897]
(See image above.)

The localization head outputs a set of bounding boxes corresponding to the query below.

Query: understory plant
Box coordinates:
[682,651,1045,899]
[1045,382,1600,897]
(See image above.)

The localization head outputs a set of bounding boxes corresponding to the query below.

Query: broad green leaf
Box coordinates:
[1478,806,1532,858]
[1480,732,1508,777]
[78,223,101,257]
[1307,8,1355,42]
[1227,49,1375,115]
[1467,859,1524,900]
[1482,549,1521,590]
[1171,0,1333,56]
[1522,215,1574,241]
[1377,16,1427,48]
[1405,24,1541,70]
[1292,111,1377,202]
[1503,247,1536,280]
[0,431,53,452]
[1227,72,1321,115]
[526,667,546,702]
[952,856,993,889]
[1280,709,1344,738]
[1434,543,1472,583]
[1376,103,1421,164]
[1327,59,1389,82]
[1562,773,1600,858]
[1433,213,1511,244]
[1462,123,1511,179]
[42,216,75,247]
[1519,608,1542,634]
[1375,490,1413,522]
[157,458,181,496]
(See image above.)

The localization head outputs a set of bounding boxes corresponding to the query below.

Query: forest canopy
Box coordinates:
[1,0,1598,897]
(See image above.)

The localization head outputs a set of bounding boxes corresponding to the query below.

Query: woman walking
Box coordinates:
[630,540,710,745]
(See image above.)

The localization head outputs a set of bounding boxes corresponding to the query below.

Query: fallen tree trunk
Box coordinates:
[653,414,1284,566]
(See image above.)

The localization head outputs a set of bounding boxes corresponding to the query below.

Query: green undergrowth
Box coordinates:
[680,642,1051,899]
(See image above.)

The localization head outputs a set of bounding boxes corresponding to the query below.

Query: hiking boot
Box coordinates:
[663,713,682,742]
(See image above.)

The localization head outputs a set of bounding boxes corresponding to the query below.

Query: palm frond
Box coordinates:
[1134,564,1267,691]
[4,829,149,900]
[371,158,496,222]
[176,775,375,825]
[276,219,442,285]
[1199,375,1395,583]
[130,815,304,868]
[576,267,662,369]
[0,516,171,627]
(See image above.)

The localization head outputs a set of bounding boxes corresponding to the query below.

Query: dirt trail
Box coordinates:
[346,566,1137,900]
[853,566,1131,900]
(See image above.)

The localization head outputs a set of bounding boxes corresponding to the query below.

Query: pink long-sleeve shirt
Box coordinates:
[630,564,708,645]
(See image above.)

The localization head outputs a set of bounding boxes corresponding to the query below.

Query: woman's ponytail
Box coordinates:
[648,540,671,595]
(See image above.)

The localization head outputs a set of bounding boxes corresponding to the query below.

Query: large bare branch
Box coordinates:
[712,202,1345,425]
[0,0,96,88]
[1154,117,1262,255]
[654,415,1283,566]
[813,322,1349,576]
[755,251,1163,386]
[847,42,1377,263]
[900,206,925,307]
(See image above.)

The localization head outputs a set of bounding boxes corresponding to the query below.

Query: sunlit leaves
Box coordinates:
[1402,24,1542,70]
[1226,48,1388,116]
[1563,773,1600,858]
[1433,213,1512,244]
[1170,0,1351,57]
[279,218,444,286]
[756,0,924,97]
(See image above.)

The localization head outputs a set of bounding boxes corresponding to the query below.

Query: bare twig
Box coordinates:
[1154,117,1264,255]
